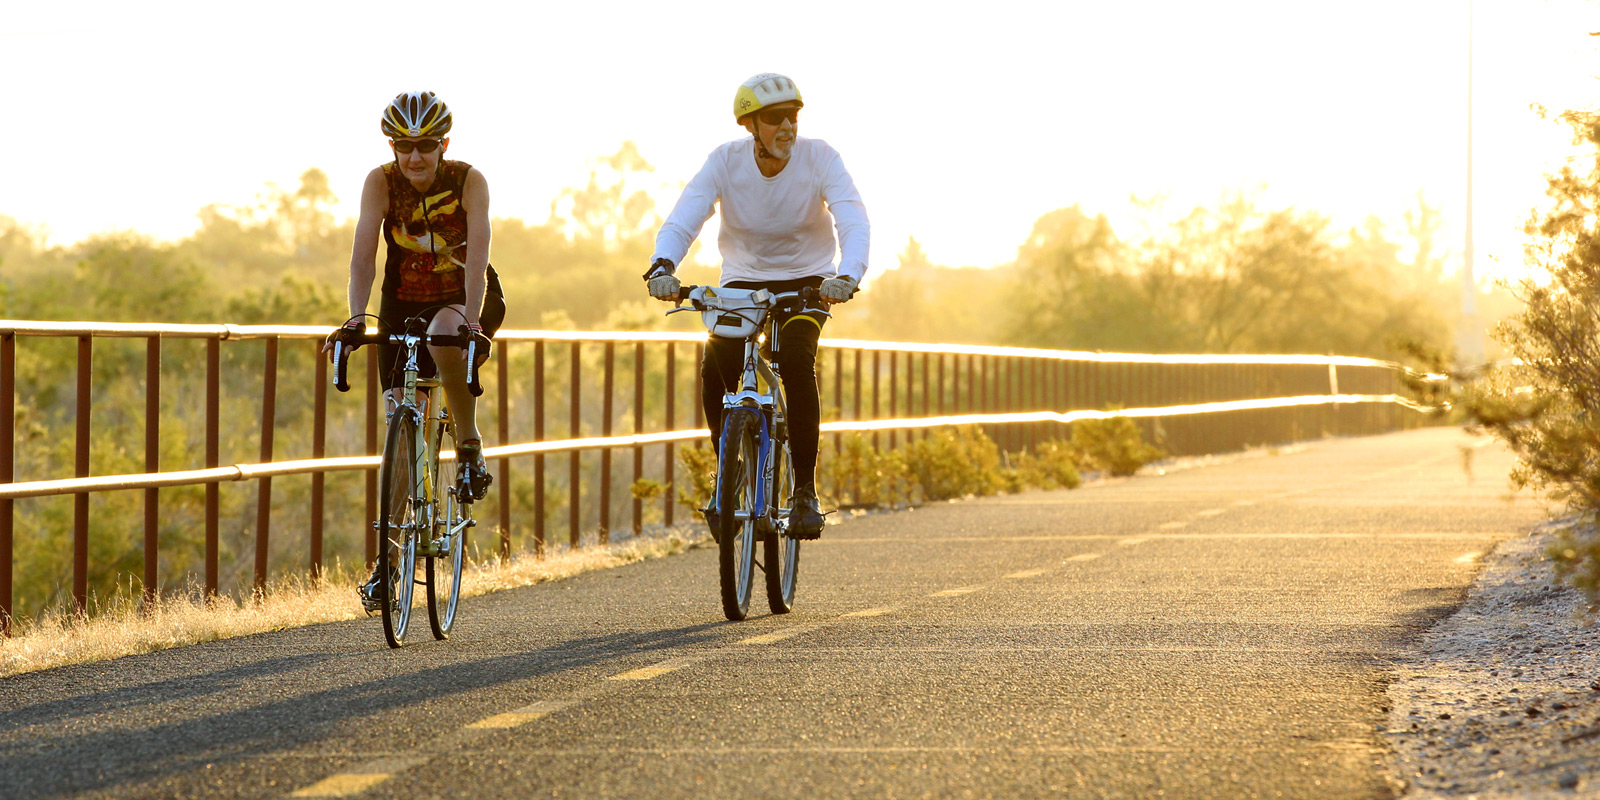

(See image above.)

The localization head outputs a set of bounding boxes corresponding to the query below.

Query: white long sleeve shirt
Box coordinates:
[652,136,870,285]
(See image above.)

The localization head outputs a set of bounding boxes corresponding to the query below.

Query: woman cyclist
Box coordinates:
[645,73,870,540]
[328,90,506,608]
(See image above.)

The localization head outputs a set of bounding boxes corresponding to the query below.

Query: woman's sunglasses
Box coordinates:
[756,107,800,125]
[392,138,443,154]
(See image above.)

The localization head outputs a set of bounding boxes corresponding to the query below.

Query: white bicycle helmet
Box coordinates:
[733,73,803,123]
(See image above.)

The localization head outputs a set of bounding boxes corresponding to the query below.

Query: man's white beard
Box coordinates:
[765,136,793,160]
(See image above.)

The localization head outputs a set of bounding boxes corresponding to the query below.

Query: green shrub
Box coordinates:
[901,427,1003,501]
[675,445,717,510]
[1071,416,1165,477]
[1012,440,1083,490]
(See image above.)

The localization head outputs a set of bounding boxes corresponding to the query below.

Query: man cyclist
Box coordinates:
[645,73,869,540]
[327,90,506,608]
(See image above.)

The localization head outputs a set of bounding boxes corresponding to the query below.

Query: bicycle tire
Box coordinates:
[717,411,759,621]
[379,411,421,648]
[763,436,800,614]
[427,415,467,640]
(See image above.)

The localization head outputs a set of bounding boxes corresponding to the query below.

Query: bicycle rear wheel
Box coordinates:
[717,411,759,621]
[764,437,799,614]
[379,411,422,648]
[427,415,468,640]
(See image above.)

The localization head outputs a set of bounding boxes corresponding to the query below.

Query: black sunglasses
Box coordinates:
[392,138,443,154]
[756,107,799,125]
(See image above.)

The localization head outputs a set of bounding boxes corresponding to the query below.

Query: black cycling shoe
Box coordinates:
[457,440,493,502]
[790,483,825,540]
[358,564,396,613]
[701,506,721,543]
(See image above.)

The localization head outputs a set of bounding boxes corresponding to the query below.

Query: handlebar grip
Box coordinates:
[675,285,697,303]
[465,338,484,397]
[333,340,352,393]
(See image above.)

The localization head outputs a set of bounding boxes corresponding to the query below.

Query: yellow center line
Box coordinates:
[1118,538,1148,546]
[465,699,576,729]
[289,757,423,798]
[839,607,896,618]
[739,625,821,645]
[1454,551,1484,564]
[1065,553,1104,562]
[608,658,699,681]
[930,586,982,597]
[1004,568,1047,580]
[1158,521,1187,530]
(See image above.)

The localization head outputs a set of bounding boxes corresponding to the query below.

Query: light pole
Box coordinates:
[1458,0,1485,367]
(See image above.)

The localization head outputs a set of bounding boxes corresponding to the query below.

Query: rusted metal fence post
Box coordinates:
[534,340,546,556]
[632,342,644,537]
[311,344,326,578]
[253,337,278,595]
[74,335,91,615]
[570,342,581,548]
[1,333,13,634]
[144,337,160,605]
[498,345,511,560]
[888,350,897,453]
[664,342,675,527]
[600,342,614,545]
[206,337,221,597]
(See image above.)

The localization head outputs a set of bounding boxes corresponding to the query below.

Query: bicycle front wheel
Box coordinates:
[717,411,759,621]
[379,411,422,648]
[427,418,468,640]
[764,436,799,614]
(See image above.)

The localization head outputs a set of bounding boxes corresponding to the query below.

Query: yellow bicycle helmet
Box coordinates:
[733,73,803,123]
[381,91,453,139]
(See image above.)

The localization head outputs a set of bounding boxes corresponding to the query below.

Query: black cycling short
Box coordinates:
[376,274,506,391]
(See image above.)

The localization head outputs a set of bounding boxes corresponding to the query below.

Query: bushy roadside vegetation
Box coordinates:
[672,420,1162,511]
[1460,107,1600,604]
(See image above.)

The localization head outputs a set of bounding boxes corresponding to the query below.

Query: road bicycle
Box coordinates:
[669,285,828,621]
[329,314,485,647]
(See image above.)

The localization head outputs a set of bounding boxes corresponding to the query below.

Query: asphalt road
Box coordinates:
[0,427,1544,799]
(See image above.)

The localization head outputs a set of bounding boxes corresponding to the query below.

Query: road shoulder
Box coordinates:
[1386,519,1600,797]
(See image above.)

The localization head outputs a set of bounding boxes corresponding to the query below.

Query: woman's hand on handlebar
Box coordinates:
[322,318,365,363]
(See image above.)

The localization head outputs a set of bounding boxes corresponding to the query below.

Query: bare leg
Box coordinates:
[427,305,481,443]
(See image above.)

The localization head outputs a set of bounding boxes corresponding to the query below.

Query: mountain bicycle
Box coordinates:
[329,313,485,648]
[669,285,827,621]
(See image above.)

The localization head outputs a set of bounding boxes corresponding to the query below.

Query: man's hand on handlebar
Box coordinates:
[819,274,858,305]
[644,258,682,304]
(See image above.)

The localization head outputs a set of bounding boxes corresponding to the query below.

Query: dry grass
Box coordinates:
[0,525,707,678]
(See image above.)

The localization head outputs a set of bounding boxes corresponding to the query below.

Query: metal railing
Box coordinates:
[0,320,1429,632]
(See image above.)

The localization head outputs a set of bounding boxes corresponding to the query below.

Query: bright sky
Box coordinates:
[5,0,1597,282]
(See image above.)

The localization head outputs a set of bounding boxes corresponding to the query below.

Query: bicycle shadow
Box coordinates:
[0,620,727,799]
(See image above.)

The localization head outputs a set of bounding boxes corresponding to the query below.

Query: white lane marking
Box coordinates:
[1065,553,1104,562]
[930,586,981,597]
[608,657,699,681]
[1196,508,1224,518]
[1004,569,1047,579]
[1118,538,1148,547]
[1158,521,1187,530]
[840,607,895,618]
[1454,551,1484,564]
[465,700,576,729]
[739,626,821,645]
[290,757,424,797]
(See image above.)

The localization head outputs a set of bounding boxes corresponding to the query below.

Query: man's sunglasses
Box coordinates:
[392,138,443,154]
[756,107,800,125]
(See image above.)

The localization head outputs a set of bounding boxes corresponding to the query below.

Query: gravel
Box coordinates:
[1386,519,1600,798]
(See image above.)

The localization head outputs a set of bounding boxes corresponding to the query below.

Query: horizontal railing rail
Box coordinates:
[0,320,1430,632]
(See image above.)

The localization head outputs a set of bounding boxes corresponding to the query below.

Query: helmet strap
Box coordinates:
[752,118,774,160]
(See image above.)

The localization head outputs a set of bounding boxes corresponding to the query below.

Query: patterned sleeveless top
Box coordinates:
[381,159,474,303]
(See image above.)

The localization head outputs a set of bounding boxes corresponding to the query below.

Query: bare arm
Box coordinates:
[461,168,491,326]
[347,167,388,320]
